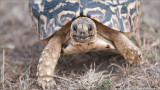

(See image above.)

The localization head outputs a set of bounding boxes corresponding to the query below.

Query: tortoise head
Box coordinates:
[70,17,97,43]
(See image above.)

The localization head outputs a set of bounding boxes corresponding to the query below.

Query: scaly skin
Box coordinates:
[98,22,142,65]
[37,33,62,89]
[36,18,142,89]
[109,32,142,65]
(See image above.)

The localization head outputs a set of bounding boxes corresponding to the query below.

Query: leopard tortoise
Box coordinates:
[29,0,142,89]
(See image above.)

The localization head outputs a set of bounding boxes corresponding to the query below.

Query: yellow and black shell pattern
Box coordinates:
[29,0,141,40]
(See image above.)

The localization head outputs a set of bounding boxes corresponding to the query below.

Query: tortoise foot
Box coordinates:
[38,76,54,89]
[123,45,142,66]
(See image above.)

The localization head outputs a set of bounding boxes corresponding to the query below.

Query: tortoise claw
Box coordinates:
[123,46,142,66]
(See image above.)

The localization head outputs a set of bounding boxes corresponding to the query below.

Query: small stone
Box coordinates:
[111,76,119,81]
[141,79,147,84]
[132,63,137,67]
[146,68,155,75]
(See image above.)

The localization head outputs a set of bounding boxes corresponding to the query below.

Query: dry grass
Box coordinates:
[0,0,160,90]
[1,50,5,89]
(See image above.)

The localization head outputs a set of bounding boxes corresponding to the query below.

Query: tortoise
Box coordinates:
[29,0,142,89]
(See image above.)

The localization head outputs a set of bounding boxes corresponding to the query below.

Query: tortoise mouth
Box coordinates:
[73,34,95,43]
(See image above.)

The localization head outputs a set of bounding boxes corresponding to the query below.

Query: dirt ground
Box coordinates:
[0,0,160,90]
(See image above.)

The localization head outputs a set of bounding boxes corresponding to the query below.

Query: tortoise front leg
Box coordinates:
[98,26,142,65]
[109,32,142,65]
[37,34,62,89]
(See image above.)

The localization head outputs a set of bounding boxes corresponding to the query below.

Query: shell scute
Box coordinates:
[29,0,141,40]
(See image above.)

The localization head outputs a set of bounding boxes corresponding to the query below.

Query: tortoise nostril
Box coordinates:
[79,31,86,36]
[80,31,85,34]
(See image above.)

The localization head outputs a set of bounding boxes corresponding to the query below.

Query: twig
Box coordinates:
[108,63,125,72]
[54,75,73,83]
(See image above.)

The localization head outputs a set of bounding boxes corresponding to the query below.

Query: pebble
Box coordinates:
[141,79,147,84]
[146,68,155,75]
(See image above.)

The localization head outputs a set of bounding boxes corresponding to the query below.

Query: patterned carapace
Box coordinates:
[29,0,141,40]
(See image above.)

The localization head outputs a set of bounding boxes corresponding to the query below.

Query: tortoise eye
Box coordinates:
[73,25,77,32]
[88,25,92,32]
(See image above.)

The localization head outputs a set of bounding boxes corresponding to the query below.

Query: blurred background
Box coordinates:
[0,0,160,89]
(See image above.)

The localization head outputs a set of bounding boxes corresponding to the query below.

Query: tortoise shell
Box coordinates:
[29,0,141,40]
